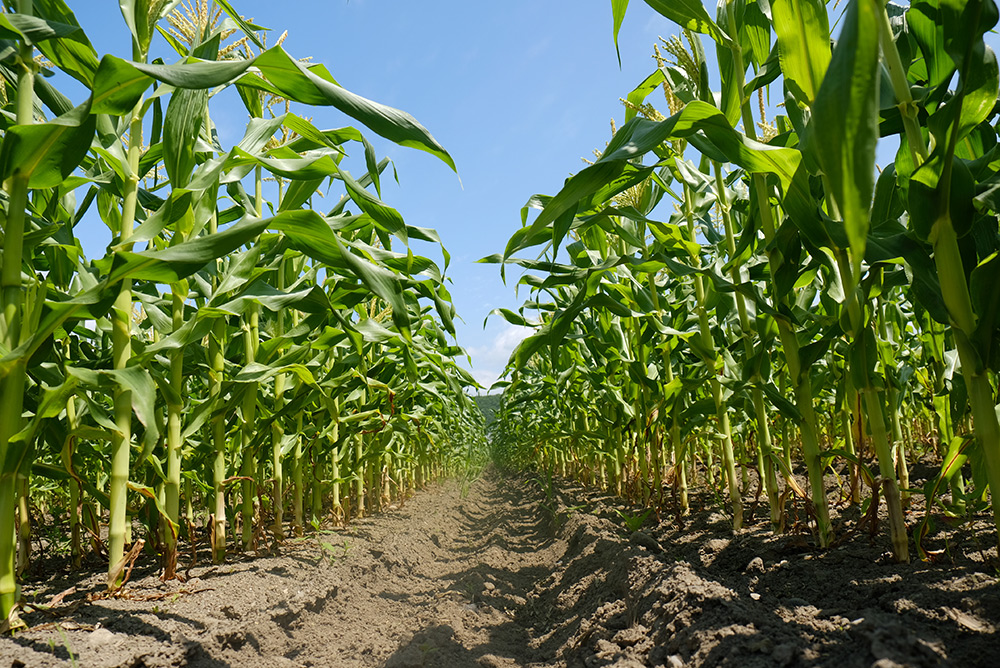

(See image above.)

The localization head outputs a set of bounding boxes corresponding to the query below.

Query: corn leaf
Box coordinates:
[807,0,879,276]
[769,0,830,105]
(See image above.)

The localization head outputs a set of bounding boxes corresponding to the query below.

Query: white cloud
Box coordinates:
[464,324,533,391]
[469,368,501,390]
[494,324,533,354]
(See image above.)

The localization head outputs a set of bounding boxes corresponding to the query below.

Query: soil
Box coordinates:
[2,470,999,668]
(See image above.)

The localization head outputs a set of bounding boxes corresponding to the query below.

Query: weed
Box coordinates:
[317,539,351,566]
[614,508,653,533]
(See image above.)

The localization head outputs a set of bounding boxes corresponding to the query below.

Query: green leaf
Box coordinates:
[761,381,802,421]
[514,332,549,369]
[744,43,782,95]
[488,307,532,328]
[284,115,362,153]
[279,177,326,213]
[948,15,999,142]
[90,55,157,115]
[106,366,161,456]
[267,210,347,268]
[119,0,181,58]
[871,164,904,227]
[106,214,271,285]
[612,0,631,67]
[0,101,96,189]
[199,283,335,320]
[807,0,879,277]
[233,362,319,388]
[906,247,951,324]
[941,0,999,73]
[716,30,743,126]
[265,210,413,335]
[770,0,831,105]
[32,0,101,85]
[355,318,404,345]
[336,236,412,336]
[516,164,664,257]
[240,47,455,170]
[91,54,254,115]
[622,70,666,123]
[909,154,976,240]
[124,189,194,248]
[3,378,80,476]
[0,13,81,42]
[334,162,407,242]
[742,0,772,67]
[908,0,956,89]
[641,0,731,45]
[163,88,208,189]
[214,0,266,50]
[362,136,382,199]
[519,102,817,258]
[848,326,879,390]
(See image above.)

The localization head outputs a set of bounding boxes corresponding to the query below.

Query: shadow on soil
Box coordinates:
[383,470,1000,668]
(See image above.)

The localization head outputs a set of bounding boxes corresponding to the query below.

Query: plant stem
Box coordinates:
[239,307,259,550]
[209,295,227,562]
[875,0,928,166]
[163,283,185,577]
[680,178,743,529]
[292,409,304,536]
[932,212,1000,545]
[715,161,781,530]
[724,4,830,543]
[271,260,287,540]
[108,101,143,589]
[355,432,365,518]
[0,4,34,618]
[833,243,908,562]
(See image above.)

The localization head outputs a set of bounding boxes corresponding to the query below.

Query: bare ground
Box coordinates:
[2,469,999,667]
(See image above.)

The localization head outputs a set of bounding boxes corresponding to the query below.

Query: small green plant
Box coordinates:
[317,539,351,566]
[418,643,439,660]
[537,472,558,506]
[459,466,485,498]
[540,500,586,534]
[614,508,653,533]
[54,625,78,668]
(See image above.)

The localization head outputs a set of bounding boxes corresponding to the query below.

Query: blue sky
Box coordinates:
[68,1,669,390]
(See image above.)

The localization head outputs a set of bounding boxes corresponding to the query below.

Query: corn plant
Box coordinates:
[0,0,484,629]
[489,0,1000,562]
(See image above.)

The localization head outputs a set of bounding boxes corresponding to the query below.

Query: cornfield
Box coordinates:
[488,0,1000,567]
[3,0,1000,647]
[0,0,484,629]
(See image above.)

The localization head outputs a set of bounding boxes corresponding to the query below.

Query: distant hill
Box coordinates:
[473,394,502,425]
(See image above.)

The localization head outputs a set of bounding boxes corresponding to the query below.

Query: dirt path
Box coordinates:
[2,471,999,667]
[2,473,561,668]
